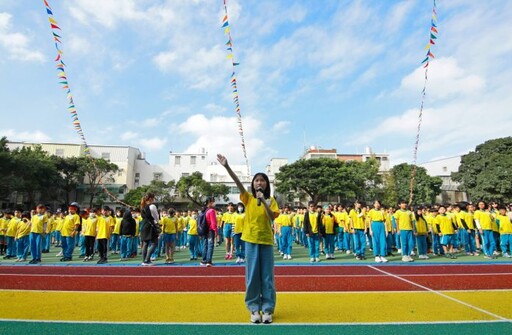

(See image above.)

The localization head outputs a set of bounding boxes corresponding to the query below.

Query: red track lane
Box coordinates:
[1,264,510,292]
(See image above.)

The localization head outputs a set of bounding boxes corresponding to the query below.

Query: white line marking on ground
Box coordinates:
[368,265,510,322]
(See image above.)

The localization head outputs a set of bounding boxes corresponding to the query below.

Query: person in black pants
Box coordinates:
[140,193,160,266]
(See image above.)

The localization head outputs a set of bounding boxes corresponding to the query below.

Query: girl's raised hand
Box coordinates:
[217,154,228,167]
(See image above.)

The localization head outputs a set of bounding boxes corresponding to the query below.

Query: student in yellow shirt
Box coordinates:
[109,209,122,255]
[54,210,64,248]
[414,207,429,260]
[29,204,47,264]
[323,206,337,260]
[496,205,512,258]
[96,206,111,264]
[60,203,81,262]
[368,200,388,263]
[15,211,31,262]
[43,209,54,254]
[132,209,142,258]
[0,211,7,256]
[82,208,98,262]
[349,200,367,261]
[217,154,279,324]
[435,204,458,259]
[429,207,443,256]
[233,203,246,264]
[222,203,236,260]
[474,201,497,259]
[162,209,178,264]
[304,202,322,262]
[187,210,199,260]
[279,206,294,260]
[3,210,17,259]
[395,200,415,262]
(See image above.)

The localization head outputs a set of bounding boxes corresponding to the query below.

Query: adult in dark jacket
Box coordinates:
[120,209,136,261]
[140,193,160,266]
[303,202,324,262]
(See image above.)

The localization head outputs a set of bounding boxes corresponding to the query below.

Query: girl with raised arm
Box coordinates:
[217,154,280,324]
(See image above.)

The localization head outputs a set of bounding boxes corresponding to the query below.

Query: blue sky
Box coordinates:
[1,0,511,174]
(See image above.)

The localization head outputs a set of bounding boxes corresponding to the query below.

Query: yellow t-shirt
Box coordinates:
[385,212,393,232]
[47,216,56,233]
[113,217,122,234]
[162,216,177,234]
[83,217,98,237]
[30,214,48,234]
[16,219,31,238]
[280,214,293,227]
[435,214,456,235]
[307,212,319,233]
[240,191,279,246]
[415,216,429,235]
[474,210,493,230]
[497,214,512,234]
[0,217,7,236]
[349,209,365,230]
[6,218,19,237]
[188,217,198,236]
[322,214,336,234]
[55,217,64,232]
[368,209,385,222]
[134,217,140,237]
[222,212,236,225]
[233,213,245,234]
[96,216,110,239]
[61,213,80,237]
[394,210,414,231]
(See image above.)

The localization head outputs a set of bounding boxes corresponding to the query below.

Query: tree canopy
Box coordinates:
[177,171,229,207]
[452,137,512,203]
[124,180,177,208]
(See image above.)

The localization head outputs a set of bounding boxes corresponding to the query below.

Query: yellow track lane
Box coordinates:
[0,290,507,323]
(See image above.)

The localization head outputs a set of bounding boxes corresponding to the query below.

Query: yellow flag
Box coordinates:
[224,27,230,34]
[227,54,233,59]
[424,43,431,50]
[49,17,58,24]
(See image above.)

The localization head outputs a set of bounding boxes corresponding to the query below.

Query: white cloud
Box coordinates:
[177,114,265,167]
[141,118,161,128]
[0,129,51,143]
[0,12,45,62]
[399,57,486,101]
[120,131,138,141]
[271,121,291,133]
[139,137,167,151]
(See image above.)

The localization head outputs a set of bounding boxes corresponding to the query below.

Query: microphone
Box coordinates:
[257,188,263,206]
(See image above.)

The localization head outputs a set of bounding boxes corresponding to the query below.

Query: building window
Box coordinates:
[190,156,196,165]
[181,173,190,178]
[175,156,181,165]
[442,166,448,173]
[55,149,64,157]
[202,156,205,160]
[101,152,110,161]
[118,169,124,177]
[153,173,162,181]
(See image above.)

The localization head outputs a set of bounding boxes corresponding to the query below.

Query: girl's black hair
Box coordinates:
[251,173,271,200]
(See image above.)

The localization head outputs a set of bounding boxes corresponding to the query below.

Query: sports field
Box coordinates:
[1,246,511,335]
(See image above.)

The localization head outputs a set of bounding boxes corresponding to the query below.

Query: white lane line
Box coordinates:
[368,265,510,321]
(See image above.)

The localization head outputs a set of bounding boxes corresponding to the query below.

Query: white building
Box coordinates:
[302,146,390,173]
[419,155,468,204]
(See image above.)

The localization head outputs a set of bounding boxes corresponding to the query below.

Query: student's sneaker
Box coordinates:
[206,262,213,267]
[407,256,414,262]
[473,252,480,256]
[397,248,402,254]
[235,257,241,264]
[283,254,288,260]
[315,257,320,262]
[56,251,63,257]
[346,250,351,255]
[401,256,409,262]
[225,254,230,260]
[262,312,273,324]
[250,311,261,324]
[380,256,388,263]
[320,250,326,255]
[287,255,292,260]
[503,252,510,258]
[375,256,382,263]
[200,261,208,267]
[310,258,315,263]
[240,258,245,263]
[450,254,457,259]
[419,255,429,260]
[410,251,416,256]
[355,256,363,261]
[493,251,500,256]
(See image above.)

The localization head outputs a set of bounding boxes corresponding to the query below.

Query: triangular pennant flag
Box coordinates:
[227,54,233,59]
[53,32,61,38]
[222,15,227,22]
[46,8,53,15]
[431,27,438,33]
[54,37,61,43]
[221,21,229,28]
[44,0,51,8]
[224,27,230,34]
[55,54,61,61]
[423,62,429,68]
[431,20,437,27]
[427,51,435,58]
[421,57,429,64]
[48,17,58,25]
[233,62,240,66]
[50,23,61,30]
[424,43,431,50]
[430,33,437,39]
[430,39,435,45]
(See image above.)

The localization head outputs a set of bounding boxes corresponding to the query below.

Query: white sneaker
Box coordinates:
[346,250,351,255]
[310,258,315,262]
[262,312,273,324]
[401,256,408,262]
[288,255,292,260]
[375,256,382,263]
[283,254,287,260]
[250,312,261,324]
[397,248,402,255]
[326,254,330,260]
[240,258,245,263]
[410,251,416,256]
[56,251,63,257]
[315,257,320,262]
[235,257,241,264]
[380,256,388,263]
[407,256,414,262]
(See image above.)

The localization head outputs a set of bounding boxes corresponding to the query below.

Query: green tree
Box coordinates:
[452,137,512,203]
[55,156,83,205]
[79,157,119,208]
[177,172,229,207]
[274,158,381,204]
[9,145,63,208]
[386,163,442,206]
[0,137,14,199]
[123,180,177,208]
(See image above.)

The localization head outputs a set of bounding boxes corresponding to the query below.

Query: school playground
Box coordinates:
[1,247,511,335]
